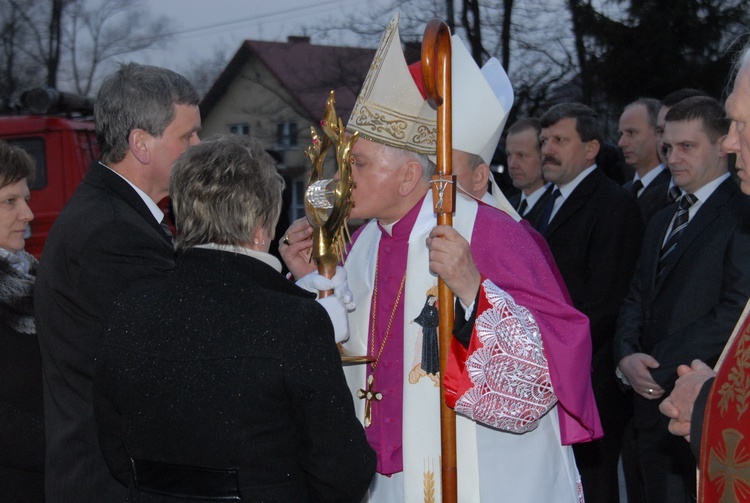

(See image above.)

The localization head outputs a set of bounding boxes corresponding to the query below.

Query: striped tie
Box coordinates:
[657,193,696,278]
[667,185,681,202]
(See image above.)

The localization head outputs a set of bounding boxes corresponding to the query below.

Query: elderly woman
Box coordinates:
[0,140,44,501]
[94,134,375,502]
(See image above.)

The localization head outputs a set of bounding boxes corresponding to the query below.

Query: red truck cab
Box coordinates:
[0,88,183,258]
[0,113,97,258]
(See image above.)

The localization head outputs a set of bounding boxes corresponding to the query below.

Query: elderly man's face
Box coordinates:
[348,137,411,223]
[723,64,750,195]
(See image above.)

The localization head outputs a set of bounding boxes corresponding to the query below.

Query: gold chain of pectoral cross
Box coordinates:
[357,262,407,428]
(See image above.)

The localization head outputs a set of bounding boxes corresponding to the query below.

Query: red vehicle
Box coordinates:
[0,88,97,258]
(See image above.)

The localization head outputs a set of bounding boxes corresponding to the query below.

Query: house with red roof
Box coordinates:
[200,36,375,221]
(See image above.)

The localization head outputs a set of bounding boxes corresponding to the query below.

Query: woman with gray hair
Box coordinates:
[94,134,375,501]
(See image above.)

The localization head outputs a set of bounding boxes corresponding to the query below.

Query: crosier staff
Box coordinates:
[421,18,458,503]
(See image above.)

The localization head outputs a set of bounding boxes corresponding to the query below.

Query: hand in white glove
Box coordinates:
[295,266,356,312]
[295,270,334,293]
[329,266,355,312]
[316,296,350,344]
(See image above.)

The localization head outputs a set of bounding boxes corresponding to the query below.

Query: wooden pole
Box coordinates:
[421,19,457,503]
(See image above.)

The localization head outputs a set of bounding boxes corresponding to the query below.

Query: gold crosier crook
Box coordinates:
[422,19,458,503]
[303,91,369,363]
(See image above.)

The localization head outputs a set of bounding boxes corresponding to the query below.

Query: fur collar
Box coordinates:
[0,250,37,334]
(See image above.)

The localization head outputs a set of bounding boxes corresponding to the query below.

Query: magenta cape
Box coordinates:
[444,204,603,444]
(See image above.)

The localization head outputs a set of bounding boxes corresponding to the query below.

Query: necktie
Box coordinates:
[160,219,174,245]
[517,198,528,217]
[630,179,644,198]
[536,188,562,234]
[657,193,697,278]
[667,186,681,203]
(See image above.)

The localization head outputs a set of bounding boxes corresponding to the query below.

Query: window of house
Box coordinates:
[276,121,298,149]
[228,123,250,135]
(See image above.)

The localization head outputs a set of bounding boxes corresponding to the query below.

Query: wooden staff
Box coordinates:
[421,19,457,503]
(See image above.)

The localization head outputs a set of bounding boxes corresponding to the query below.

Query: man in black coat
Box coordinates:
[506,118,554,224]
[94,135,375,502]
[536,102,644,503]
[617,97,673,503]
[614,96,750,502]
[34,63,201,501]
[619,98,672,224]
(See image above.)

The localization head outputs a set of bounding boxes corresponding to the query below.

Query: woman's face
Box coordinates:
[0,178,33,252]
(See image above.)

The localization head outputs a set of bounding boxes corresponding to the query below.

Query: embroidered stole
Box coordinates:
[343,191,481,502]
[698,298,750,502]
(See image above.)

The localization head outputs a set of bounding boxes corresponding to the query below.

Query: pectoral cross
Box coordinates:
[357,374,382,428]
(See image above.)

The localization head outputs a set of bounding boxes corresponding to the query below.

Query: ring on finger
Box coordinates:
[647,388,654,395]
[283,234,291,246]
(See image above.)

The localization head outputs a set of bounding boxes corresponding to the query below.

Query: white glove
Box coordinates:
[329,266,355,312]
[295,266,356,312]
[316,295,350,344]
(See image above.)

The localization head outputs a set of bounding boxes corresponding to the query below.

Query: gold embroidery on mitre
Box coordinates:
[353,105,408,140]
[423,458,436,503]
[346,13,436,156]
[707,428,750,502]
[718,323,750,419]
[414,124,437,147]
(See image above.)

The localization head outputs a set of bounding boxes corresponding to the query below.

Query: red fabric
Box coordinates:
[408,62,427,100]
[445,336,468,409]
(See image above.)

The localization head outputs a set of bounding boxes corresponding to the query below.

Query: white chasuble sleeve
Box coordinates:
[449,278,558,432]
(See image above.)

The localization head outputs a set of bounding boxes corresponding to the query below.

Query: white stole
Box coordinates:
[343,191,481,502]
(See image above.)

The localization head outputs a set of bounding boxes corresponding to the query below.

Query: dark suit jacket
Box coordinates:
[94,248,376,502]
[624,168,672,223]
[541,168,644,358]
[509,184,554,225]
[34,161,174,501]
[614,176,750,427]
[539,167,644,441]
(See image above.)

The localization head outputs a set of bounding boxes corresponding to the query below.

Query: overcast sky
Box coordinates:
[132,0,370,70]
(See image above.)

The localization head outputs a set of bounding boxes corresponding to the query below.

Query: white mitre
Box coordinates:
[346,14,437,156]
[450,37,519,219]
[451,35,514,164]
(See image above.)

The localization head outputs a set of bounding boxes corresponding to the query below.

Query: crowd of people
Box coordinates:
[2,12,750,503]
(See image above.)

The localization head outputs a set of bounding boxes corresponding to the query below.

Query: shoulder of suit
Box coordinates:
[589,171,639,202]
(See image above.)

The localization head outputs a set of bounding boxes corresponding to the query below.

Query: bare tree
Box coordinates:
[61,0,171,95]
[180,44,232,98]
[500,0,513,70]
[461,0,485,63]
[47,0,64,87]
[0,0,172,103]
